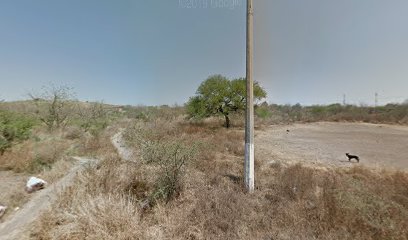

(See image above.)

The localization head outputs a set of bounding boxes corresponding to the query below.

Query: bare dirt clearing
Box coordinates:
[256,122,408,169]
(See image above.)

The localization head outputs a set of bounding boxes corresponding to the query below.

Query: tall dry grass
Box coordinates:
[0,134,71,173]
[32,116,408,240]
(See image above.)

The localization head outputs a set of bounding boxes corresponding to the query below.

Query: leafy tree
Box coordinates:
[187,75,267,128]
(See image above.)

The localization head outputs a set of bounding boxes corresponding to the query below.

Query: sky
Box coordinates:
[0,0,407,106]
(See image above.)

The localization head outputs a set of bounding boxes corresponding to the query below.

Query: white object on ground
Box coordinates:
[25,177,47,193]
[0,206,7,218]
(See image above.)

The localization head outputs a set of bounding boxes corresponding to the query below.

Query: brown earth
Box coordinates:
[0,157,96,240]
[256,122,408,170]
[0,171,30,222]
[0,130,127,240]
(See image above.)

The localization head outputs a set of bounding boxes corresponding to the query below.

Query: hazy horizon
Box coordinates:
[1,0,407,106]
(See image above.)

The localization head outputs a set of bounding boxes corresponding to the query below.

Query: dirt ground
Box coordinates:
[0,131,126,240]
[0,171,30,222]
[256,122,408,170]
[0,157,96,240]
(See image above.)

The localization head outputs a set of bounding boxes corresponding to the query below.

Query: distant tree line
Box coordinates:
[255,102,408,125]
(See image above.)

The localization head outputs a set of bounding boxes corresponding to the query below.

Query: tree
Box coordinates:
[29,84,75,130]
[187,75,267,128]
[77,101,109,136]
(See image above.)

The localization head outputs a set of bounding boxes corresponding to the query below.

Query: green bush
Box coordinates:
[255,106,272,119]
[129,126,198,204]
[0,110,37,154]
[149,141,197,203]
[0,136,10,155]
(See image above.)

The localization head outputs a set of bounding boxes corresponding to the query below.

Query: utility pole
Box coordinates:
[245,0,254,192]
[343,94,346,106]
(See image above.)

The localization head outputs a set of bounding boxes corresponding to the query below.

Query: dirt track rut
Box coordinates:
[0,157,96,240]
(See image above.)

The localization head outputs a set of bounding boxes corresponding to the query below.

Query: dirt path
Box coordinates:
[256,122,408,170]
[0,131,131,240]
[111,130,134,161]
[0,157,96,240]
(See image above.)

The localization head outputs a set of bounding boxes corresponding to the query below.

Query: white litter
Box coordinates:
[0,205,7,218]
[25,177,47,193]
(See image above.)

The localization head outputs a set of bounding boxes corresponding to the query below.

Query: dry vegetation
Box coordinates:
[30,106,408,240]
[255,103,408,125]
[0,99,116,223]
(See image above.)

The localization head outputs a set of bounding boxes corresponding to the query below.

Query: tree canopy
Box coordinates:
[187,75,267,128]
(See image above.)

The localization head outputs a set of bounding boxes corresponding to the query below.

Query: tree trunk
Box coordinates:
[225,115,230,128]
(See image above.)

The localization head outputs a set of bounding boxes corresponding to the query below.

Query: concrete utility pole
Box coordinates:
[245,0,254,192]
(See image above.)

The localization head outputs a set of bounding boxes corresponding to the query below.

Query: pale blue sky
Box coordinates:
[1,0,407,106]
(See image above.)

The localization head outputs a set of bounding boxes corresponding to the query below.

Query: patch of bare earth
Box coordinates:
[111,130,134,161]
[256,122,408,170]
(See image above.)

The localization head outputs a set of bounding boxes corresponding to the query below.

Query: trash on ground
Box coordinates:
[0,205,7,218]
[25,177,47,193]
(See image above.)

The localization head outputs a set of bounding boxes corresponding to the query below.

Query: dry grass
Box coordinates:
[0,130,78,223]
[255,103,408,126]
[0,133,71,173]
[31,155,149,239]
[0,171,30,222]
[32,117,408,240]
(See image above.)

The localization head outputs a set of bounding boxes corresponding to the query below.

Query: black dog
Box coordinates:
[346,153,360,163]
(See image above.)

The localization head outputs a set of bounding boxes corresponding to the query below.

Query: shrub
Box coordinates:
[0,135,10,155]
[255,105,272,119]
[75,101,109,136]
[63,126,83,140]
[146,141,198,203]
[0,110,37,154]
